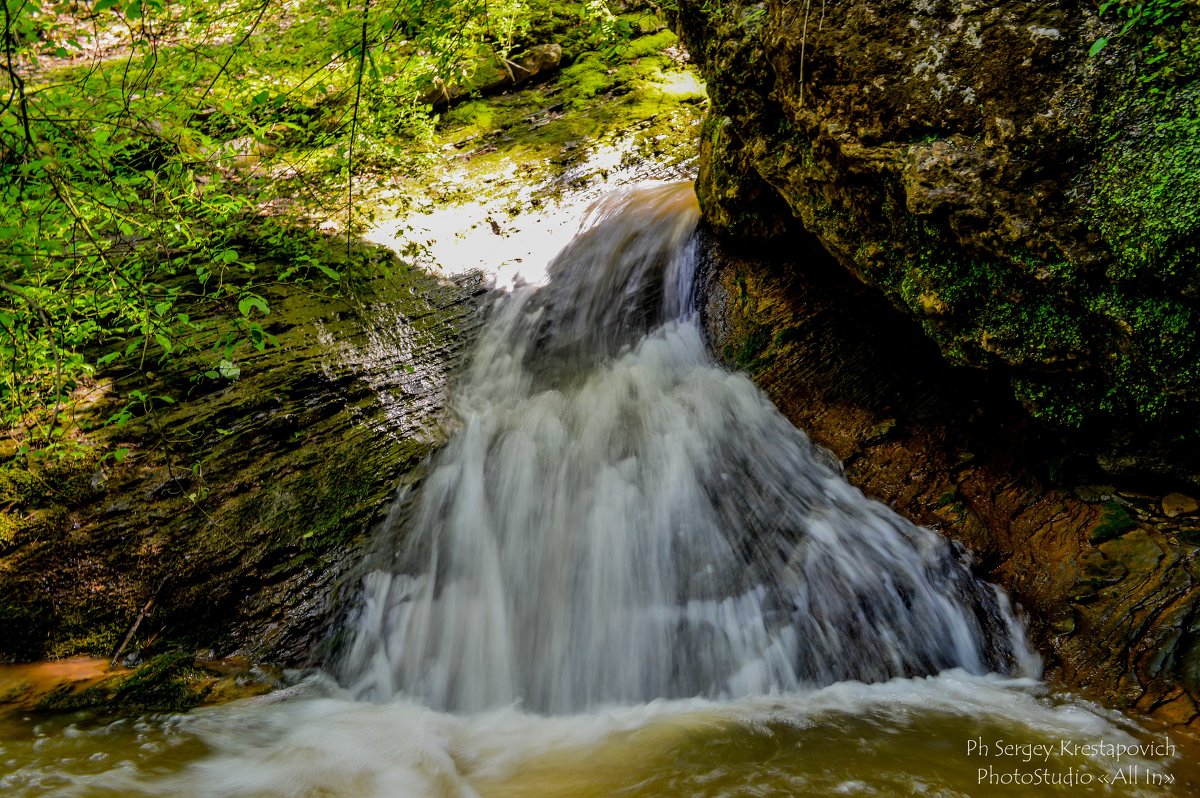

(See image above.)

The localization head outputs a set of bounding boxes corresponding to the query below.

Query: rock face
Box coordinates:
[671,0,1200,483]
[698,229,1200,730]
[0,247,487,667]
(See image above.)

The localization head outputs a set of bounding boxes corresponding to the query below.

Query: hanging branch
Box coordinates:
[197,0,273,106]
[347,0,373,257]
[2,0,36,153]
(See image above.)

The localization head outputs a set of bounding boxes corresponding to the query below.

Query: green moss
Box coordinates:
[1093,85,1200,285]
[45,620,126,661]
[1075,40,1200,430]
[622,29,677,60]
[443,100,499,136]
[1089,501,1139,544]
[559,55,620,107]
[291,437,428,550]
[733,324,773,370]
[34,651,209,714]
[890,224,1088,377]
[0,512,18,548]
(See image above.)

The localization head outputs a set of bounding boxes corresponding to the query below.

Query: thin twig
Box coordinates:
[347,0,372,257]
[110,576,169,669]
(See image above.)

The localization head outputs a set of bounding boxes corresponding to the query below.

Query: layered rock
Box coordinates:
[0,248,486,668]
[672,0,1200,483]
[699,229,1200,730]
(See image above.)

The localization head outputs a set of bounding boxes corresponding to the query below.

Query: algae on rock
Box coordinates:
[671,0,1200,483]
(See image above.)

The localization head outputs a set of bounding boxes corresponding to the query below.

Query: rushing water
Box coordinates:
[0,183,1190,796]
[338,183,1032,713]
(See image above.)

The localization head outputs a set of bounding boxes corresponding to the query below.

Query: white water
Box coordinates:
[338,182,1037,713]
[3,182,1189,797]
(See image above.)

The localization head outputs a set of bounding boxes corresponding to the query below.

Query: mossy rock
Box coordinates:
[672,0,1200,484]
[0,239,486,665]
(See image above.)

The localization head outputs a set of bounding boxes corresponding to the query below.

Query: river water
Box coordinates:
[0,183,1189,796]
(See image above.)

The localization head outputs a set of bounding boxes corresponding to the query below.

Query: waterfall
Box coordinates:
[339,181,1036,714]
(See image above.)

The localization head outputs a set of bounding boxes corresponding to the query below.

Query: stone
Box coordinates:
[1162,492,1200,518]
[422,43,563,108]
[670,0,1200,484]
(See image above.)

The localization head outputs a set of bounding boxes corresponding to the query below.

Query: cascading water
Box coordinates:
[338,182,1036,714]
[2,182,1187,798]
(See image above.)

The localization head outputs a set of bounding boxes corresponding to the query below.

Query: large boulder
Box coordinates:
[671,0,1200,483]
[698,228,1200,732]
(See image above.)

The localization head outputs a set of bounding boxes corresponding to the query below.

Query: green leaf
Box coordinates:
[1089,37,1108,57]
[238,295,270,318]
[154,332,173,354]
[94,0,120,10]
[217,359,241,380]
[316,263,341,281]
[125,1,143,19]
[252,90,271,105]
[112,447,130,462]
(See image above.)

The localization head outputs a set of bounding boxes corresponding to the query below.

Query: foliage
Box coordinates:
[1,0,622,458]
[1090,0,1188,62]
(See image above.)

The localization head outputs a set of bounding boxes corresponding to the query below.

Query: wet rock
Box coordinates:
[1163,492,1200,518]
[671,0,1200,485]
[0,241,487,667]
[697,229,1200,732]
[194,655,251,677]
[1088,502,1138,544]
[1073,484,1116,503]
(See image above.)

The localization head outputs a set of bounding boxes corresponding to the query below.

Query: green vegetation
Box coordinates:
[0,0,704,670]
[1089,0,1189,60]
[0,0,639,463]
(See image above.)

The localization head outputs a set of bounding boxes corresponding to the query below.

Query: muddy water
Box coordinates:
[0,672,1193,796]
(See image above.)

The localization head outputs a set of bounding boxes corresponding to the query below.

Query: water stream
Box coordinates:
[0,183,1188,796]
[338,182,1031,712]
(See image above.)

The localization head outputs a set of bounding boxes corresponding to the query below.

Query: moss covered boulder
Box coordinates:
[671,0,1200,482]
[0,247,486,667]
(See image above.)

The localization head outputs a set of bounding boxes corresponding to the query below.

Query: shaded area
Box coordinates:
[0,245,487,670]
[699,227,1200,731]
